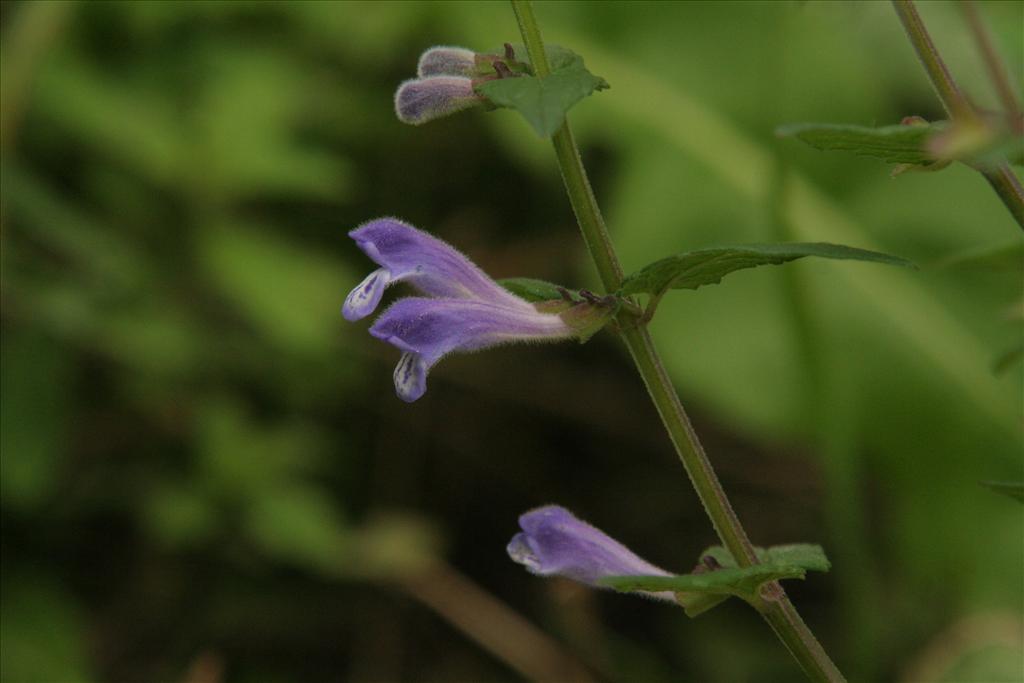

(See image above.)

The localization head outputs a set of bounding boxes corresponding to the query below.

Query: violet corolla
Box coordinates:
[507,505,676,602]
[343,219,612,402]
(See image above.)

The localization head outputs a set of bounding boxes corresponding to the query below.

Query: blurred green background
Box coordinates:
[1,1,1022,681]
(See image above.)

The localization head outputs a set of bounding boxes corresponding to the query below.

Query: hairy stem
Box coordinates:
[510,2,844,680]
[892,0,1024,230]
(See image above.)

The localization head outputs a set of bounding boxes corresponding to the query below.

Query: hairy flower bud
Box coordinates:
[417,46,477,78]
[394,76,483,126]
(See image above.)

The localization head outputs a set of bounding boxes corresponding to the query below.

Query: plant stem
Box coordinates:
[961,0,1023,135]
[510,2,844,680]
[985,166,1024,227]
[891,0,1024,230]
[891,0,970,120]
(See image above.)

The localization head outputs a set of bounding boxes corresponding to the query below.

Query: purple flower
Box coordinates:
[343,219,612,402]
[342,218,533,322]
[371,297,576,402]
[507,505,675,601]
[394,76,484,126]
[417,46,477,78]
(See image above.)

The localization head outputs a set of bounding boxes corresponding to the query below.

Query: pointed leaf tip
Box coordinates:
[619,242,915,299]
[777,121,943,165]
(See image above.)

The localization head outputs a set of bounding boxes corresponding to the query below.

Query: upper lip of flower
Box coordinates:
[342,218,534,322]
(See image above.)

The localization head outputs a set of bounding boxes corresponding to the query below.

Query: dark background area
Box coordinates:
[1,2,1022,682]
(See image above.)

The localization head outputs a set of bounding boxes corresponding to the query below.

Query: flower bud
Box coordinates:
[394,76,483,125]
[507,505,675,602]
[417,46,477,78]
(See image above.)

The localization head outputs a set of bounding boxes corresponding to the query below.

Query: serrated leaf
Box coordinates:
[619,243,914,298]
[701,544,832,573]
[981,481,1024,503]
[476,45,608,138]
[777,122,943,164]
[499,277,567,302]
[761,544,832,572]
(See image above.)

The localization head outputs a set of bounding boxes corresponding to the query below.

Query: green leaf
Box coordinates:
[701,544,832,573]
[476,45,608,138]
[602,543,830,617]
[603,565,805,618]
[602,564,806,596]
[762,544,832,572]
[499,277,567,302]
[619,242,914,298]
[777,122,943,164]
[981,481,1024,503]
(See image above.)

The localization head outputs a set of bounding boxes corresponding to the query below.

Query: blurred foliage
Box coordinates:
[1,1,1022,682]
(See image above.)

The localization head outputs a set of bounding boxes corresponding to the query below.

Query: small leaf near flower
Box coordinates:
[499,277,570,303]
[700,543,832,573]
[601,543,830,617]
[475,45,609,138]
[602,564,807,616]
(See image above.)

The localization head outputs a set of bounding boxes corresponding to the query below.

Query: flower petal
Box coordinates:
[370,297,573,367]
[342,268,390,321]
[349,218,534,312]
[393,352,428,403]
[395,76,482,125]
[508,505,672,588]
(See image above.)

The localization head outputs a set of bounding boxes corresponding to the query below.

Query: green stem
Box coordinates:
[891,0,968,119]
[892,0,1024,230]
[984,166,1024,227]
[961,0,1023,134]
[510,2,844,681]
